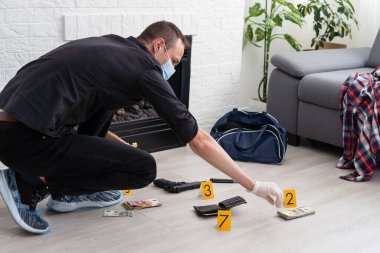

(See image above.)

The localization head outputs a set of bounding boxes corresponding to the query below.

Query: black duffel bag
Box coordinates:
[210,109,287,164]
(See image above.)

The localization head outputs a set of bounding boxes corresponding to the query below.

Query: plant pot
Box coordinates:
[303,42,347,51]
[248,97,267,112]
[320,42,347,49]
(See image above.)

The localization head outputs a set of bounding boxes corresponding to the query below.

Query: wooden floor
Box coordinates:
[1,140,380,253]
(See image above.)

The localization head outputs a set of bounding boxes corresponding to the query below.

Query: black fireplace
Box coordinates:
[109,36,192,153]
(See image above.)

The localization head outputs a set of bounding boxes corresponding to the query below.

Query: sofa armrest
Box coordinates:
[271,47,371,78]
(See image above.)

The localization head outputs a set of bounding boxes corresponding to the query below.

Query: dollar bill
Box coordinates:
[277,206,315,220]
[103,210,133,217]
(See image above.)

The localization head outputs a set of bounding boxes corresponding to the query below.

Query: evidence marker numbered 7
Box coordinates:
[217,210,232,231]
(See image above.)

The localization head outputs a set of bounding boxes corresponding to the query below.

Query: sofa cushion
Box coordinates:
[367,29,380,68]
[271,48,371,78]
[298,68,374,110]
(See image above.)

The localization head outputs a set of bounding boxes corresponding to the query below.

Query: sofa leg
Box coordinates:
[286,133,300,146]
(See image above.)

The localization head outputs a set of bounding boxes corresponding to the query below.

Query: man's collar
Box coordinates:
[127,36,151,54]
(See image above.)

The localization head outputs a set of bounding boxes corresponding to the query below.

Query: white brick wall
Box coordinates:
[0,0,245,131]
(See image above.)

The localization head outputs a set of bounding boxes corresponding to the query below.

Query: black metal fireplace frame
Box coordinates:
[109,36,192,153]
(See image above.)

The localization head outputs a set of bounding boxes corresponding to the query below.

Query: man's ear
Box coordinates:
[152,38,165,53]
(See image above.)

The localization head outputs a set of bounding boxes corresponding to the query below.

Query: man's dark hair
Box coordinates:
[137,20,189,49]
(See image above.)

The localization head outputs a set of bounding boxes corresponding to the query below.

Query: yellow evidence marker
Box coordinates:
[200,181,215,200]
[131,142,138,148]
[123,190,133,196]
[284,189,297,208]
[217,210,232,231]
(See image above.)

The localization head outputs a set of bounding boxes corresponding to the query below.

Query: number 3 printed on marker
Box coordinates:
[200,181,214,199]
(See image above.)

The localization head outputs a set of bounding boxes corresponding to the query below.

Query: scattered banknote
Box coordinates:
[103,210,133,217]
[277,206,315,220]
[122,198,162,210]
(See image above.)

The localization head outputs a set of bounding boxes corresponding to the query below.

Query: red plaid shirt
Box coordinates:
[337,68,380,182]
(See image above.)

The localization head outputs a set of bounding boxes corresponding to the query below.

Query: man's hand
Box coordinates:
[250,181,283,208]
[105,131,130,145]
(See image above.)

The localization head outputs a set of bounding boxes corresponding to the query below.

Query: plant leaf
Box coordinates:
[338,26,344,37]
[274,0,299,14]
[307,6,313,14]
[245,24,261,48]
[273,14,283,27]
[297,4,306,16]
[314,7,320,21]
[284,34,302,51]
[314,24,320,36]
[249,3,265,17]
[284,12,304,27]
[328,32,335,41]
[321,6,330,18]
[255,27,265,42]
[311,38,316,47]
[345,0,355,12]
[245,24,254,42]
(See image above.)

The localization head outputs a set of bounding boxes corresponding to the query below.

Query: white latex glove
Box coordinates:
[249,181,284,208]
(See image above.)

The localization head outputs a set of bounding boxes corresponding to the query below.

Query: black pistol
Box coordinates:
[153,179,202,193]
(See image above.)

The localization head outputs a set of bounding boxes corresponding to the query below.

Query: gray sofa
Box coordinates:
[267,29,380,147]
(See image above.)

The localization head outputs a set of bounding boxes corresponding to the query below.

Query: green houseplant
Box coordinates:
[297,0,359,49]
[244,0,304,102]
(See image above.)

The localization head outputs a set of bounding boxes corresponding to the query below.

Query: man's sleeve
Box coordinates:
[77,108,115,137]
[137,68,198,143]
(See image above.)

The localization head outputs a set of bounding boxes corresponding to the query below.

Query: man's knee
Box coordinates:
[141,153,157,186]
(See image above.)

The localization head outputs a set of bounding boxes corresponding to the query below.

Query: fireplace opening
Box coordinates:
[109,35,192,153]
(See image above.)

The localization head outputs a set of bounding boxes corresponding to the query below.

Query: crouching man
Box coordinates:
[0,21,283,234]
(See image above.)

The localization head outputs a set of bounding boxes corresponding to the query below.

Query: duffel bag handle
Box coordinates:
[234,125,268,151]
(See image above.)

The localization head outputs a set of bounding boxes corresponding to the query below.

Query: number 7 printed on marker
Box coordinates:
[217,210,231,231]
